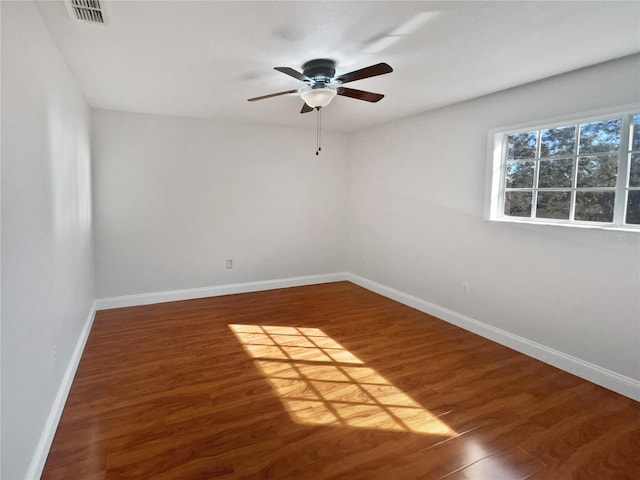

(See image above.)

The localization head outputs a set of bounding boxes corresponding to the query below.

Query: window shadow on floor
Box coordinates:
[230,323,457,436]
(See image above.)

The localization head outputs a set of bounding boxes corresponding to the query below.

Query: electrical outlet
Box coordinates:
[226,259,233,269]
[462,282,470,295]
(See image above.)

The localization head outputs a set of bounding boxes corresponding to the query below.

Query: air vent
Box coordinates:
[66,0,105,24]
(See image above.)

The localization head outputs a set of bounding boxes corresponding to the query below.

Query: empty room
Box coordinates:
[2,1,640,479]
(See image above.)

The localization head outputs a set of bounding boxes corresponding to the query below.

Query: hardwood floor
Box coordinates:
[42,281,640,479]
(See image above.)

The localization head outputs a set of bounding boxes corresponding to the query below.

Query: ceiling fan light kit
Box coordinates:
[300,87,337,108]
[248,58,393,154]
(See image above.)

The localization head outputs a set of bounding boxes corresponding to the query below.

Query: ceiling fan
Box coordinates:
[247,58,393,113]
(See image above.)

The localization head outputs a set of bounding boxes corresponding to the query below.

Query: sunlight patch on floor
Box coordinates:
[229,324,456,436]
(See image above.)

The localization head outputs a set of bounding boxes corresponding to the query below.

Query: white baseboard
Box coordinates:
[346,273,640,402]
[25,301,97,480]
[95,272,349,310]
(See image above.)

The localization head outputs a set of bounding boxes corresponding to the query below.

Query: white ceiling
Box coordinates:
[36,1,640,132]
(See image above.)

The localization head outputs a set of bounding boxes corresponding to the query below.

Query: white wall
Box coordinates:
[92,110,349,298]
[1,2,95,479]
[2,4,637,478]
[349,54,640,384]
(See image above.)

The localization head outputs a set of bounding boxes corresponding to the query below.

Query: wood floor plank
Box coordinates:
[441,446,544,480]
[41,281,640,479]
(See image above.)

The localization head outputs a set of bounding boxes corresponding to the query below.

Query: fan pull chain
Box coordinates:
[316,107,322,156]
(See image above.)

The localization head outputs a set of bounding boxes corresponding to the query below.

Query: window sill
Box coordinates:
[489,217,640,234]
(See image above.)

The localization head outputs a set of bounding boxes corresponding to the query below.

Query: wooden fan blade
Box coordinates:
[300,103,314,114]
[274,67,310,83]
[334,63,393,84]
[247,89,299,102]
[337,87,384,103]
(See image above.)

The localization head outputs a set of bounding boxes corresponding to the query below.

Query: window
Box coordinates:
[488,109,640,230]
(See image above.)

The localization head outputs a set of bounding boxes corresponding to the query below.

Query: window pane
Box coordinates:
[626,191,640,224]
[536,192,571,219]
[578,118,621,154]
[574,191,615,222]
[504,191,532,217]
[630,153,640,188]
[577,155,618,188]
[507,132,537,160]
[538,158,573,188]
[633,115,640,151]
[506,161,534,188]
[540,125,575,157]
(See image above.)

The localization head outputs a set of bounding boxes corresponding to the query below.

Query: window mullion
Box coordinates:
[614,115,632,225]
[570,125,580,221]
[531,130,542,218]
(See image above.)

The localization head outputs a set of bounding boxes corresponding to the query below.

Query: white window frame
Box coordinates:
[485,104,640,232]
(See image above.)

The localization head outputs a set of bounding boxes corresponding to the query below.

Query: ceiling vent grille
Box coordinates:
[66,0,105,24]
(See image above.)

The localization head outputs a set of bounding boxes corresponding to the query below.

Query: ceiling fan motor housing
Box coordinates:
[302,59,336,88]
